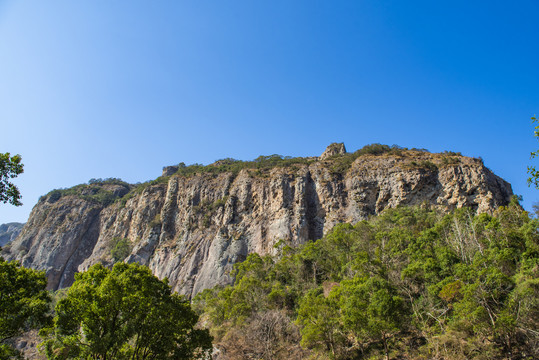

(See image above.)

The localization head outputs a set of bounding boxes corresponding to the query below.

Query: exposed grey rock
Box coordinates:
[0,222,24,247]
[162,165,179,177]
[1,148,513,298]
[320,143,346,159]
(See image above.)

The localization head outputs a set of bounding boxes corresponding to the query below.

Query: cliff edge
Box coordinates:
[1,144,513,297]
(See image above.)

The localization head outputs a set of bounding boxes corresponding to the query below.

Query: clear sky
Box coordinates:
[1,1,538,223]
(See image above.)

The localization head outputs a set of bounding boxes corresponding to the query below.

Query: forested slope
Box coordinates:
[195,200,539,360]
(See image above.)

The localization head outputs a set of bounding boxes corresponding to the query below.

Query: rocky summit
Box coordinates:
[1,144,513,298]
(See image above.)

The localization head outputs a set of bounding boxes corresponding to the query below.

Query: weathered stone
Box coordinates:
[0,222,24,247]
[162,165,179,177]
[1,149,513,298]
[320,143,346,159]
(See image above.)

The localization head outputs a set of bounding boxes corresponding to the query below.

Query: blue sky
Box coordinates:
[1,1,538,223]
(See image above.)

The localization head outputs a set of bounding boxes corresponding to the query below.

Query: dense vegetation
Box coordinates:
[194,200,539,360]
[0,260,210,360]
[43,178,131,206]
[40,263,212,360]
[0,258,51,358]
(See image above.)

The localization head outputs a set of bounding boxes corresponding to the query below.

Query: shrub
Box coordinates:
[110,237,132,263]
[441,156,461,166]
[408,160,438,171]
[328,144,400,175]
[42,179,131,206]
[172,155,315,178]
[149,214,161,228]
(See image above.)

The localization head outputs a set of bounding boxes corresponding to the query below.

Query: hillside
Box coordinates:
[1,144,513,297]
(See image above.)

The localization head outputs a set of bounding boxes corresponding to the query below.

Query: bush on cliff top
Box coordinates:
[42,178,130,206]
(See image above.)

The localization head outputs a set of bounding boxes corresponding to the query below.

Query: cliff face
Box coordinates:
[0,222,24,247]
[1,147,513,297]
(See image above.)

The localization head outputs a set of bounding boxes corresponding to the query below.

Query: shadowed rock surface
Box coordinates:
[0,222,24,247]
[1,145,513,298]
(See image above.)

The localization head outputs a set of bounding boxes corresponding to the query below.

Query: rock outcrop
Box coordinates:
[2,145,513,298]
[320,142,346,159]
[0,222,24,247]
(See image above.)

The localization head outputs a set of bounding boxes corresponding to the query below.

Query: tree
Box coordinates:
[40,262,212,360]
[0,257,51,358]
[527,116,539,188]
[296,287,344,358]
[0,153,24,206]
[340,276,406,360]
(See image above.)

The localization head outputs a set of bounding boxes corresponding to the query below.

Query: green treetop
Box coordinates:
[0,153,23,206]
[0,257,51,359]
[528,115,539,188]
[40,262,212,360]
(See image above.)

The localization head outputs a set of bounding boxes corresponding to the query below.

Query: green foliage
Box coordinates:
[327,144,404,174]
[40,262,212,360]
[109,237,131,263]
[528,115,539,188]
[441,150,463,157]
[408,160,438,171]
[43,178,131,207]
[198,204,539,359]
[173,155,315,178]
[296,288,343,356]
[0,257,51,357]
[340,275,406,359]
[441,156,461,166]
[86,178,126,186]
[0,153,24,206]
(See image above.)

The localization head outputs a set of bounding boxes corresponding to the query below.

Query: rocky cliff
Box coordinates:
[0,222,24,247]
[1,145,513,298]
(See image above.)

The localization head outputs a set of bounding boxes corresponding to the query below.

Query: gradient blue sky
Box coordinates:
[1,1,538,223]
